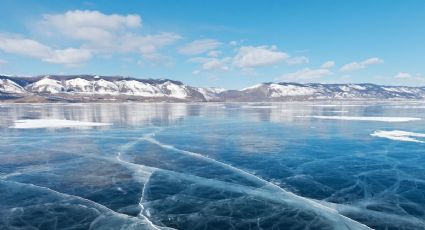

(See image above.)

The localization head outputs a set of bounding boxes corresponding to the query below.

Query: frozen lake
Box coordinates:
[0,103,424,230]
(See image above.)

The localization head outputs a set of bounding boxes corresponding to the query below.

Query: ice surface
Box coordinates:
[241,105,278,109]
[371,130,425,143]
[298,115,421,122]
[10,119,112,129]
[308,104,366,107]
[140,134,372,230]
[0,180,167,230]
[1,103,425,229]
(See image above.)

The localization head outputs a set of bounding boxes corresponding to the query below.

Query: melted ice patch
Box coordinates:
[298,116,421,122]
[10,119,112,129]
[371,130,425,143]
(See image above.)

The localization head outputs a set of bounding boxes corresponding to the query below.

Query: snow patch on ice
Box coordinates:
[371,130,425,143]
[10,119,112,129]
[298,116,421,122]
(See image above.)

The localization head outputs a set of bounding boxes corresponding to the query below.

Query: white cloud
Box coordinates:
[286,56,309,65]
[38,10,180,63]
[394,72,411,79]
[0,35,91,65]
[340,57,384,72]
[279,68,332,81]
[233,45,289,68]
[189,56,230,71]
[44,48,92,65]
[118,33,181,55]
[178,39,221,55]
[321,61,335,69]
[207,50,221,57]
[79,30,181,58]
[391,72,425,86]
[188,57,211,63]
[40,10,142,42]
[202,58,230,71]
[0,35,51,58]
[362,57,384,65]
[192,70,200,75]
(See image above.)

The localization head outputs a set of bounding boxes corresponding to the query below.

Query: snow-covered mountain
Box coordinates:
[0,78,26,94]
[0,75,206,102]
[1,75,425,102]
[221,82,425,101]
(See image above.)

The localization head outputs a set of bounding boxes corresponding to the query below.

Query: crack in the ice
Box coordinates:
[138,131,373,230]
[0,180,162,230]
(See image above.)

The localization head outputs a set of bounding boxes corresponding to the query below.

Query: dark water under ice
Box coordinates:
[0,103,424,230]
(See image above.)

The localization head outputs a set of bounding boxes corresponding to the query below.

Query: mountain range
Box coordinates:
[1,75,424,102]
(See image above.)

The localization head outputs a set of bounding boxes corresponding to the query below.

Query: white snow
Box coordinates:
[65,78,92,92]
[339,86,351,92]
[382,87,414,93]
[162,81,188,99]
[117,80,164,97]
[0,79,26,93]
[10,119,112,129]
[197,87,226,101]
[28,77,64,93]
[241,84,264,91]
[207,87,226,94]
[371,130,425,143]
[93,79,119,94]
[349,85,366,90]
[298,116,421,122]
[269,84,316,97]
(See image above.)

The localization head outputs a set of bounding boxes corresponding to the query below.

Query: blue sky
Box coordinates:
[0,0,424,89]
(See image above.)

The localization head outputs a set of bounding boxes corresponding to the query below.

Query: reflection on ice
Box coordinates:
[10,119,112,129]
